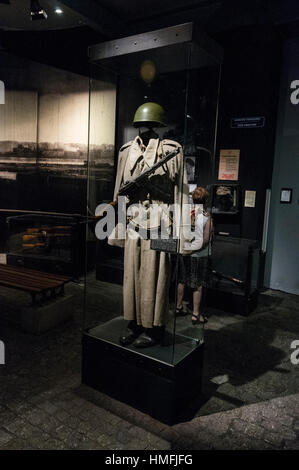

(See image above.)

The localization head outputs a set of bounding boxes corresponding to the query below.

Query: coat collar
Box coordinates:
[128,136,160,173]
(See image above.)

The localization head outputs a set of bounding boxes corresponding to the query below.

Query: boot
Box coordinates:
[119,320,144,346]
[133,325,165,348]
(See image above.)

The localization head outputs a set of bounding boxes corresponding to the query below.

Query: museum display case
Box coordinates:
[207,235,263,315]
[211,184,241,215]
[82,23,223,423]
[6,213,86,276]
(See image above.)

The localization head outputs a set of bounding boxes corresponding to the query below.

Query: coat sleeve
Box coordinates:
[108,143,131,247]
[112,150,124,201]
[111,140,133,200]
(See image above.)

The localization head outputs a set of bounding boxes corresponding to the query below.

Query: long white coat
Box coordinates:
[109,136,188,328]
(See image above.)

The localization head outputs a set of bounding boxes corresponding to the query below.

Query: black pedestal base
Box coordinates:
[207,287,259,316]
[82,317,204,425]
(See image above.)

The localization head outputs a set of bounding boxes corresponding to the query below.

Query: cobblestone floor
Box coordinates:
[0,281,298,450]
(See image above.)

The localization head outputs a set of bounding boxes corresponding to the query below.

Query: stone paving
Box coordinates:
[0,281,298,450]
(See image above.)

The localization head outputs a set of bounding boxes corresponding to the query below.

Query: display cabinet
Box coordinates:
[6,214,85,276]
[207,235,263,316]
[211,184,241,215]
[82,23,222,423]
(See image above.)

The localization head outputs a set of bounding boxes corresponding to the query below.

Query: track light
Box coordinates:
[30,0,48,21]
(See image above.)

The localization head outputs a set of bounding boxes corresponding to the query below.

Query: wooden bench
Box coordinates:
[0,264,71,306]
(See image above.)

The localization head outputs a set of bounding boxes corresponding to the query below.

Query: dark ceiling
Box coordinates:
[0,0,299,75]
[0,0,222,34]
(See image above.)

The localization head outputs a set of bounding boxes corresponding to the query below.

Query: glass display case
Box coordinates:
[6,214,85,276]
[207,235,263,316]
[82,23,222,423]
[211,183,241,215]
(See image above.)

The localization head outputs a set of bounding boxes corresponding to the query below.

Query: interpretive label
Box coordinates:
[244,190,256,208]
[231,116,265,128]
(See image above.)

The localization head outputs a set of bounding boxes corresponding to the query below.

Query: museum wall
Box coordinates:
[214,27,282,241]
[265,37,299,295]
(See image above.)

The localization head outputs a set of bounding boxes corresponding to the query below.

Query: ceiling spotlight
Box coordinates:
[30,0,48,21]
[55,7,63,14]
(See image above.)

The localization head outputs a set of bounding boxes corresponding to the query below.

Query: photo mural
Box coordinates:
[0,52,116,213]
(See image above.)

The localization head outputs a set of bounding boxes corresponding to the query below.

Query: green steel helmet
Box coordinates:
[133,102,167,128]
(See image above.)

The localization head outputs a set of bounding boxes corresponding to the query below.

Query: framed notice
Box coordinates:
[244,190,256,208]
[280,188,292,204]
[218,149,240,181]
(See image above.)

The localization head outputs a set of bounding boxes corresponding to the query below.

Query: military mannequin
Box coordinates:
[108,102,188,348]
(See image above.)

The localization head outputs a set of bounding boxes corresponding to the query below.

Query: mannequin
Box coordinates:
[108,103,188,348]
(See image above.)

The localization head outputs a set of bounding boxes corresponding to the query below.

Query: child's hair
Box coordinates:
[192,187,209,204]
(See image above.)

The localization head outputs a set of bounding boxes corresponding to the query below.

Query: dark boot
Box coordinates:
[119,320,144,346]
[133,325,165,348]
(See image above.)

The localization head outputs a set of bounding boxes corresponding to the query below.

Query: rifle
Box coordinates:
[212,270,244,287]
[95,147,180,218]
[118,147,180,200]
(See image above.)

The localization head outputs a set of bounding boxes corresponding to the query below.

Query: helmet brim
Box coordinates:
[133,120,167,128]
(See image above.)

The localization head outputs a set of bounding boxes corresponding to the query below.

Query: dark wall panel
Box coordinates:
[214,26,283,241]
[265,37,299,295]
